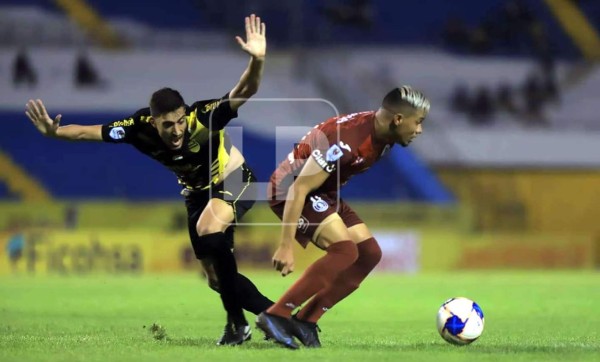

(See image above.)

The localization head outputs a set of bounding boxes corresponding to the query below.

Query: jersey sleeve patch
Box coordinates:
[101,112,141,143]
[192,94,238,131]
[325,144,344,162]
[311,141,354,174]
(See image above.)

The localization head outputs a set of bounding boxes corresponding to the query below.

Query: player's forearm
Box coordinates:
[280,186,308,245]
[55,125,102,141]
[236,56,264,97]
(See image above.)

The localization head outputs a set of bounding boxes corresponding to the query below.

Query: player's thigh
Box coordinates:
[313,213,352,249]
[196,198,234,235]
[347,223,374,244]
[338,199,371,244]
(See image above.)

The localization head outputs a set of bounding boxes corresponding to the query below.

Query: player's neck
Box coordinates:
[373,109,394,143]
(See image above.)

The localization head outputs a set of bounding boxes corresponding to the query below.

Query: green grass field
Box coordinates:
[1,271,599,361]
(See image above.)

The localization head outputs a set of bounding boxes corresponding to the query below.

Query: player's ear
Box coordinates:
[149,117,157,128]
[394,113,404,126]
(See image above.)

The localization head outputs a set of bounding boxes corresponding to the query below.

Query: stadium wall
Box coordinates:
[437,168,600,235]
[1,202,597,276]
[1,227,595,276]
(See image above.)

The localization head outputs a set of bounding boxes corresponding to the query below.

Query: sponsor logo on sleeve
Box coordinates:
[109,126,126,140]
[310,196,329,212]
[325,144,344,162]
[311,150,336,173]
[202,100,221,114]
[110,119,134,128]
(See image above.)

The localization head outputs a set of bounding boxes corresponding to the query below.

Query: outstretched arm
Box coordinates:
[228,14,266,111]
[25,99,102,141]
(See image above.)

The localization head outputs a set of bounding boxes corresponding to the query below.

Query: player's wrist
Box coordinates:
[49,126,62,138]
[279,236,294,247]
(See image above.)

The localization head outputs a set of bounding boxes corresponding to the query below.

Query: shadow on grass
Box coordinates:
[339,341,598,354]
[165,337,292,350]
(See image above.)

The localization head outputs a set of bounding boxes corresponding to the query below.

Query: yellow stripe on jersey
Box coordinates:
[187,109,211,153]
[206,130,230,187]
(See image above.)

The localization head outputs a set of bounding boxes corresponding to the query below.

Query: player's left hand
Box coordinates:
[272,244,294,277]
[236,14,266,60]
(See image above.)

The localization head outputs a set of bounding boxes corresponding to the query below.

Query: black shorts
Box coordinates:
[185,163,257,258]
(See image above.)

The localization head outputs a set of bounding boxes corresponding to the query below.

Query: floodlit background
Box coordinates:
[0,1,599,361]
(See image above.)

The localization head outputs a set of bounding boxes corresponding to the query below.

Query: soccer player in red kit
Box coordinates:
[256,86,431,349]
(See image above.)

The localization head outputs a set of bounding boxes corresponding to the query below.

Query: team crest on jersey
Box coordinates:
[310,196,329,212]
[325,144,343,162]
[109,127,125,140]
[187,140,200,153]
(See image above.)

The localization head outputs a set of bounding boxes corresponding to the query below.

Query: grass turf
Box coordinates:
[1,271,599,361]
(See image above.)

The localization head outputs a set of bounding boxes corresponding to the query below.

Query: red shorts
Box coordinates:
[269,191,363,248]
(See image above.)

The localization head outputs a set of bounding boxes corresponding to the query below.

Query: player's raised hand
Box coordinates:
[25,99,61,137]
[272,243,294,277]
[236,14,266,60]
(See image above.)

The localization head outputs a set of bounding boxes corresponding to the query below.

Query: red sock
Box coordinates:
[267,240,358,318]
[296,238,382,323]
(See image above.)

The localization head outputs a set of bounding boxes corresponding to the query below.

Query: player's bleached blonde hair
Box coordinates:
[383,86,431,114]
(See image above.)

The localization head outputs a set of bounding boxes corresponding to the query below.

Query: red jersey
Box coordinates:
[269,111,394,201]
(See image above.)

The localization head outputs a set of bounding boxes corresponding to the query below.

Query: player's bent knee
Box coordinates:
[207,278,220,293]
[196,223,227,237]
[344,280,361,291]
[191,233,228,259]
[359,237,383,269]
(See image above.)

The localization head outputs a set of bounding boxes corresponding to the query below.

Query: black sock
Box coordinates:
[236,273,275,315]
[201,232,247,328]
[223,227,274,314]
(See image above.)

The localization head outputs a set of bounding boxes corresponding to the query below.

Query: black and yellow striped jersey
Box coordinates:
[101,94,238,190]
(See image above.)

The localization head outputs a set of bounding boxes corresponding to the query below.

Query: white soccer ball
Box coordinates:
[436,297,484,345]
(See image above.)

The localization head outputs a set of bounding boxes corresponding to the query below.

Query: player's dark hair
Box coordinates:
[150,88,185,117]
[382,86,430,114]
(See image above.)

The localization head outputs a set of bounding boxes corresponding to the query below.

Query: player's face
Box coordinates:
[152,107,187,150]
[394,108,426,147]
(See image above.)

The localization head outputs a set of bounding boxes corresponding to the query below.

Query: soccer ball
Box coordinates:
[436,297,484,345]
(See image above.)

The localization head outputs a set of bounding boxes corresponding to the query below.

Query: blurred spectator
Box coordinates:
[6,225,25,273]
[443,0,551,58]
[503,0,535,38]
[74,51,105,89]
[64,204,78,229]
[321,0,374,29]
[170,211,187,231]
[469,86,495,125]
[450,84,470,113]
[12,48,37,89]
[542,74,559,104]
[469,26,492,55]
[442,18,469,50]
[496,83,518,114]
[522,74,547,126]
